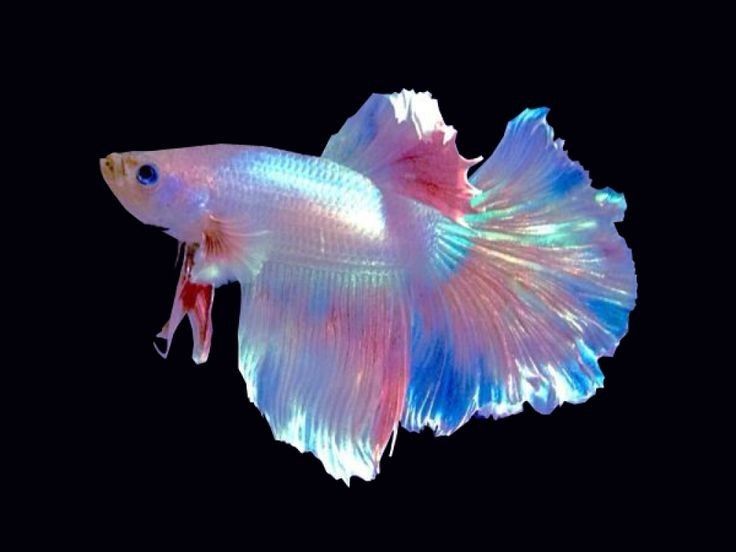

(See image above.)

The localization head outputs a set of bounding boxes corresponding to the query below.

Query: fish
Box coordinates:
[100,90,637,483]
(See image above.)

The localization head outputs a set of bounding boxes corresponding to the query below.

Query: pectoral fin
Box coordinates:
[191,215,271,287]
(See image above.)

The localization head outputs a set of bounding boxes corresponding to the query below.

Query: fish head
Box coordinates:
[100,148,212,241]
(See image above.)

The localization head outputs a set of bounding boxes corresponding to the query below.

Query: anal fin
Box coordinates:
[237,263,408,483]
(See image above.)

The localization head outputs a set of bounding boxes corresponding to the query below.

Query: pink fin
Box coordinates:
[190,215,270,287]
[401,108,637,434]
[237,264,408,483]
[322,89,481,221]
[155,244,214,364]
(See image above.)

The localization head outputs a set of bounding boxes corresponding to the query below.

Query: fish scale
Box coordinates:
[212,147,395,266]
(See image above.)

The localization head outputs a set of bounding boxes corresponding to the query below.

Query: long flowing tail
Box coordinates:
[402,107,637,433]
[324,90,636,439]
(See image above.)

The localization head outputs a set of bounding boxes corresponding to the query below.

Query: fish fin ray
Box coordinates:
[322,89,481,221]
[402,108,637,433]
[238,263,408,483]
[156,244,215,364]
[192,215,271,287]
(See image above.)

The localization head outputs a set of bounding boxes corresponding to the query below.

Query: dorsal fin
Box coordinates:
[322,90,481,222]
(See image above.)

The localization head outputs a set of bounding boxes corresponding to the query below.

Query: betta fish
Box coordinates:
[100,90,636,483]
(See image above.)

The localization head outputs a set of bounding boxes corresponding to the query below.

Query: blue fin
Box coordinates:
[402,108,637,434]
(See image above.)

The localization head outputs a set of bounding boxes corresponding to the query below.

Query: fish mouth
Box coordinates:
[99,153,122,187]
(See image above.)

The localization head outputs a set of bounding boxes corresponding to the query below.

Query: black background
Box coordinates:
[25,6,709,546]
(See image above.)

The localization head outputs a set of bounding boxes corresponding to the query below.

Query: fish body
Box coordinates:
[101,90,637,483]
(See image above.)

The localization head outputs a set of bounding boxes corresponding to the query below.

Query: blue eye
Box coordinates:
[136,164,158,186]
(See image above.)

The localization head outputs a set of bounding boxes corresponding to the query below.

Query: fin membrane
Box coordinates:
[237,263,408,483]
[156,244,214,365]
[402,108,637,434]
[322,89,481,221]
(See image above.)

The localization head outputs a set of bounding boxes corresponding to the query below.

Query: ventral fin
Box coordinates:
[322,89,481,222]
[155,244,214,365]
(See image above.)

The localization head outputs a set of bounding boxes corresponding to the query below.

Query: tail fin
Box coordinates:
[323,90,636,436]
[402,108,637,434]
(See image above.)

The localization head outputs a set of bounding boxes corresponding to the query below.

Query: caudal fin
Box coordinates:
[402,107,637,434]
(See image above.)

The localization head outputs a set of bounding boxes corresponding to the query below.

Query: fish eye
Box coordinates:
[136,164,158,186]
